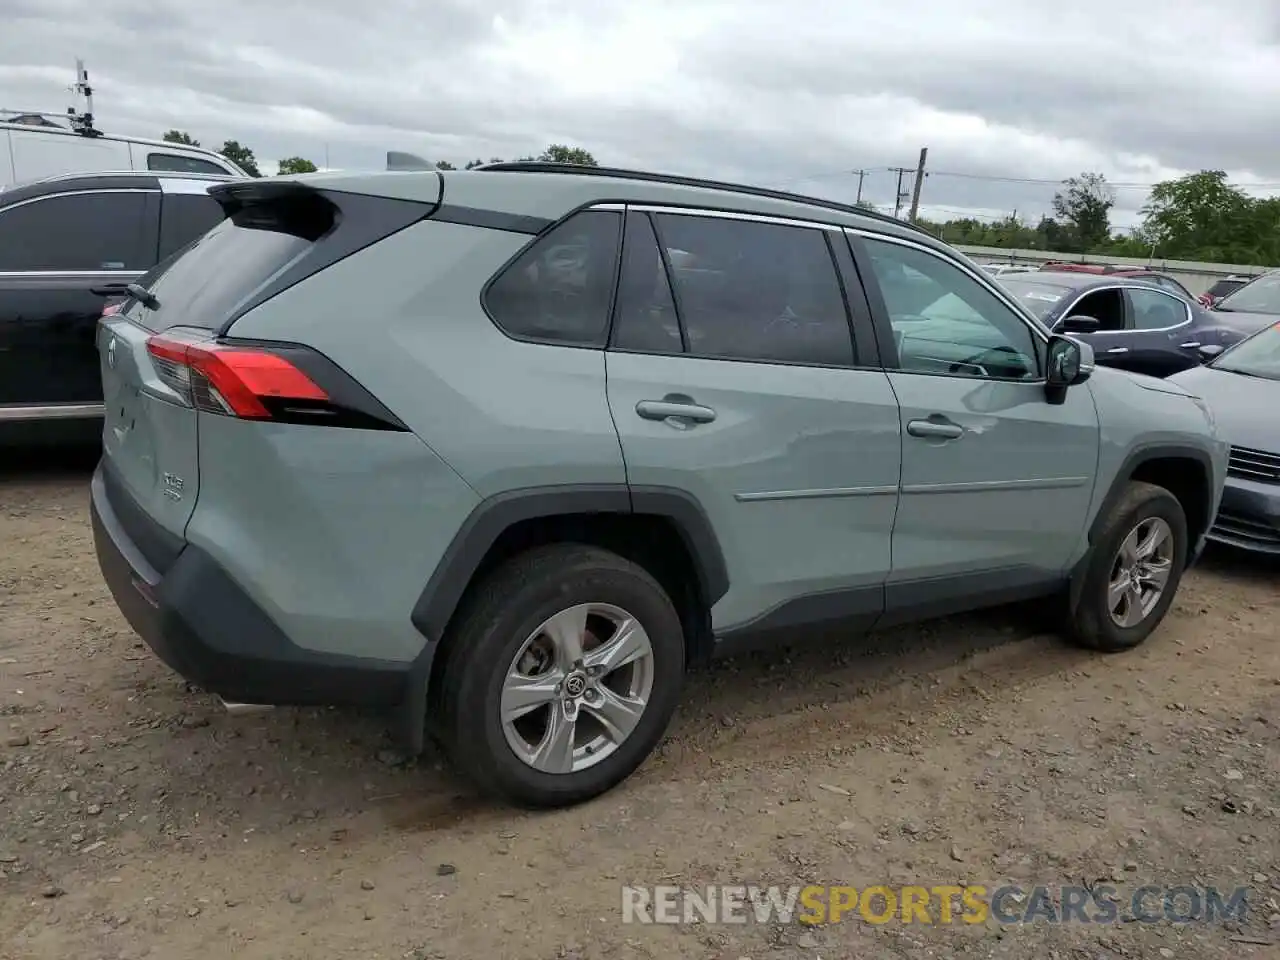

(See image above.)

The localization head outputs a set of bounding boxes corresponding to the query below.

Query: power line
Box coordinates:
[777,167,1280,191]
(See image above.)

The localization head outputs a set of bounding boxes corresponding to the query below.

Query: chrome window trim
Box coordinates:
[1057,284,1192,335]
[0,269,143,278]
[0,403,106,422]
[0,188,157,214]
[620,203,843,233]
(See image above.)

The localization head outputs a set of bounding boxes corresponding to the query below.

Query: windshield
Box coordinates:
[995,278,1072,319]
[1212,322,1280,380]
[1216,272,1280,315]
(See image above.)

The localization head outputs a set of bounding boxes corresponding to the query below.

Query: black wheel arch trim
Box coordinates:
[1087,443,1216,547]
[408,483,730,649]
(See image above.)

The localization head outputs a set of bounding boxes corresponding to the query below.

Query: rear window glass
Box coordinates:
[147,152,230,176]
[129,212,316,331]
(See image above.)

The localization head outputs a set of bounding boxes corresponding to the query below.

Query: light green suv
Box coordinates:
[90,162,1228,808]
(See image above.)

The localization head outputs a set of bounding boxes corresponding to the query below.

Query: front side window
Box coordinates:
[0,191,153,271]
[484,210,621,345]
[863,237,1040,380]
[1127,288,1188,330]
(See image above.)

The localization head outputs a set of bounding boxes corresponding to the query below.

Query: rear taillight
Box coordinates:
[144,331,407,431]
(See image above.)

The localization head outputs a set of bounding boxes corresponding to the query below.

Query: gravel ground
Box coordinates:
[1,451,1278,960]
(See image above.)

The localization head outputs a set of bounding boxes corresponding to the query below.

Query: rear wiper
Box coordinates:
[126,282,160,310]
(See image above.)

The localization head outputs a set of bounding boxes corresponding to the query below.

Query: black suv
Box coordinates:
[0,170,236,444]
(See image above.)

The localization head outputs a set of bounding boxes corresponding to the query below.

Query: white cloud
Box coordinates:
[3,0,1278,226]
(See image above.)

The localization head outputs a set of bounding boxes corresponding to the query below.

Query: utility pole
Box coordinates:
[853,168,867,203]
[907,146,928,223]
[889,166,912,218]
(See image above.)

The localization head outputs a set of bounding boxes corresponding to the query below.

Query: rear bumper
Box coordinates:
[90,462,410,707]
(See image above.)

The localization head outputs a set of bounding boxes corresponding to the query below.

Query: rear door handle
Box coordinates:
[1180,340,1200,349]
[906,418,964,440]
[1105,347,1129,354]
[635,400,717,424]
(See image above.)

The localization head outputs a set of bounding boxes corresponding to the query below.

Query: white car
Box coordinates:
[2,118,247,188]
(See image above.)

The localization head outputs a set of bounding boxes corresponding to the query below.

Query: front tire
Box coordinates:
[1066,481,1188,652]
[434,544,685,808]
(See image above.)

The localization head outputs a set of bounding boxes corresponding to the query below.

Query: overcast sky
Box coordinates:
[4,0,1279,228]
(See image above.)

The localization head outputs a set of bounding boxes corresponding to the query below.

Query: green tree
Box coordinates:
[277,156,317,175]
[218,140,261,177]
[163,130,200,147]
[434,160,456,170]
[1052,173,1114,250]
[1137,170,1273,263]
[537,144,597,166]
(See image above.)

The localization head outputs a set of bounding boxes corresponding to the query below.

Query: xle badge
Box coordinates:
[163,473,184,502]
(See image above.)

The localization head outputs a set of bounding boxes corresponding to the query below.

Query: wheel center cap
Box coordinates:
[564,672,588,698]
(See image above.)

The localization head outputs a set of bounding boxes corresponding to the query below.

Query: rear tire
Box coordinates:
[433,543,685,808]
[1065,481,1188,652]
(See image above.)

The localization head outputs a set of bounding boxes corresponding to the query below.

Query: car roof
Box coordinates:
[0,169,240,207]
[1005,271,1172,292]
[283,162,955,254]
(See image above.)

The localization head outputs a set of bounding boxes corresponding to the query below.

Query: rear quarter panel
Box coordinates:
[224,217,627,498]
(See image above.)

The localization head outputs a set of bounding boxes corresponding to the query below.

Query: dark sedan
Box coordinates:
[996,271,1270,378]
[0,170,234,445]
[1170,321,1280,555]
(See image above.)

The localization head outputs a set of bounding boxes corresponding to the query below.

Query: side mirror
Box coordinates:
[1197,344,1225,363]
[1045,335,1093,404]
[1059,315,1101,334]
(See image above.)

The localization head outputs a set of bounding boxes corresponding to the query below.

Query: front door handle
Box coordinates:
[1105,346,1129,354]
[89,282,131,296]
[906,418,964,440]
[1180,340,1201,349]
[636,399,717,424]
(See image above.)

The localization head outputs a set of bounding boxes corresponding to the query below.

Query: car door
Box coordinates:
[851,231,1100,624]
[605,206,901,641]
[0,188,159,410]
[1121,286,1199,377]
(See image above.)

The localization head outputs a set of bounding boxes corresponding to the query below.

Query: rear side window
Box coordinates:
[133,207,319,331]
[148,152,229,176]
[613,212,854,366]
[611,214,683,354]
[158,193,225,260]
[484,210,621,345]
[0,191,154,271]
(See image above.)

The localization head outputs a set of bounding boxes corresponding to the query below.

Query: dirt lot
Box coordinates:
[1,453,1278,960]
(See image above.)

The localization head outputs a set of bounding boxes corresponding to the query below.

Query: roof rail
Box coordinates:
[476,161,933,236]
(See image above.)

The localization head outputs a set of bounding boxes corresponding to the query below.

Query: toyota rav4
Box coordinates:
[91,163,1228,808]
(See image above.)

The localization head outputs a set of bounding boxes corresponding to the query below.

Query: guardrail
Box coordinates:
[956,245,1270,296]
